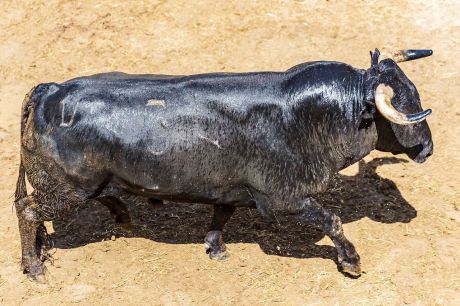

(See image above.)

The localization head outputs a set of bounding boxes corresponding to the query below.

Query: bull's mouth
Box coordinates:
[406,144,431,163]
[413,154,428,163]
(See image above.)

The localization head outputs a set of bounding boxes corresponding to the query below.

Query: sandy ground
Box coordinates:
[0,0,459,305]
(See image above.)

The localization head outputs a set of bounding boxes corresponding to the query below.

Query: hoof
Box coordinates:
[209,250,229,261]
[28,271,48,284]
[337,244,361,277]
[117,222,133,232]
[204,242,229,261]
[23,262,48,283]
[340,260,361,277]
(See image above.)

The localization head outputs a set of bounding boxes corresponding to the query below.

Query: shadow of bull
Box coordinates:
[50,157,416,266]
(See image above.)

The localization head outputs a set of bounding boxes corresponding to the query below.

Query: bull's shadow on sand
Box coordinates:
[51,157,416,267]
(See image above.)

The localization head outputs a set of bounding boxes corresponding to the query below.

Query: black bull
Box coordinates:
[14,49,433,280]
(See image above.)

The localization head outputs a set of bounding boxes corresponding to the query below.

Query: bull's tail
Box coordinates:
[14,86,38,203]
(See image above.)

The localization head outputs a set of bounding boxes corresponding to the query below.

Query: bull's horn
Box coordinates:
[375,84,432,125]
[387,49,433,63]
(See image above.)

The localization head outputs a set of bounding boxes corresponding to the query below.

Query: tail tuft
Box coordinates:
[14,163,27,203]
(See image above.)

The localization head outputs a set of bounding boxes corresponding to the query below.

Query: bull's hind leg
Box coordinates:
[97,196,132,230]
[288,198,361,276]
[15,187,84,281]
[204,205,235,260]
[15,195,53,281]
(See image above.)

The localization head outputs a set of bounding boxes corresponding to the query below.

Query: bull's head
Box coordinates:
[366,49,433,163]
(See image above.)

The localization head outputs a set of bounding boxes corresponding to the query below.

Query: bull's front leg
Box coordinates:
[204,205,235,260]
[287,197,361,276]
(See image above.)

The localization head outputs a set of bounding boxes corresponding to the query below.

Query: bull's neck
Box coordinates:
[287,71,378,172]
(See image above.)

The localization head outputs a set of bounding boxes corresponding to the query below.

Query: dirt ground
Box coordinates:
[0,0,459,305]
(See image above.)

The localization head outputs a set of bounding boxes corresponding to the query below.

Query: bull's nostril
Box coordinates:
[423,141,433,159]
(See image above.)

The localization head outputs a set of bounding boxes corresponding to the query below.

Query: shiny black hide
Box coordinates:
[16,57,433,279]
[26,61,376,212]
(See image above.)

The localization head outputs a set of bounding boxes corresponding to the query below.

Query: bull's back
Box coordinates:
[27,71,289,199]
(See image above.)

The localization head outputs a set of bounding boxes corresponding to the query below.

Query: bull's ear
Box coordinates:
[359,100,376,129]
[360,64,380,129]
[370,48,381,66]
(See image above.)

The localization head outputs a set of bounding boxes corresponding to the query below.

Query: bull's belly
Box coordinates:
[109,175,256,207]
[109,164,249,206]
[27,128,259,208]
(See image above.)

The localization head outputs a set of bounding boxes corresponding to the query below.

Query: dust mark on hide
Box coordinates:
[147,99,166,107]
[60,100,78,128]
[150,150,164,156]
[198,134,222,149]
